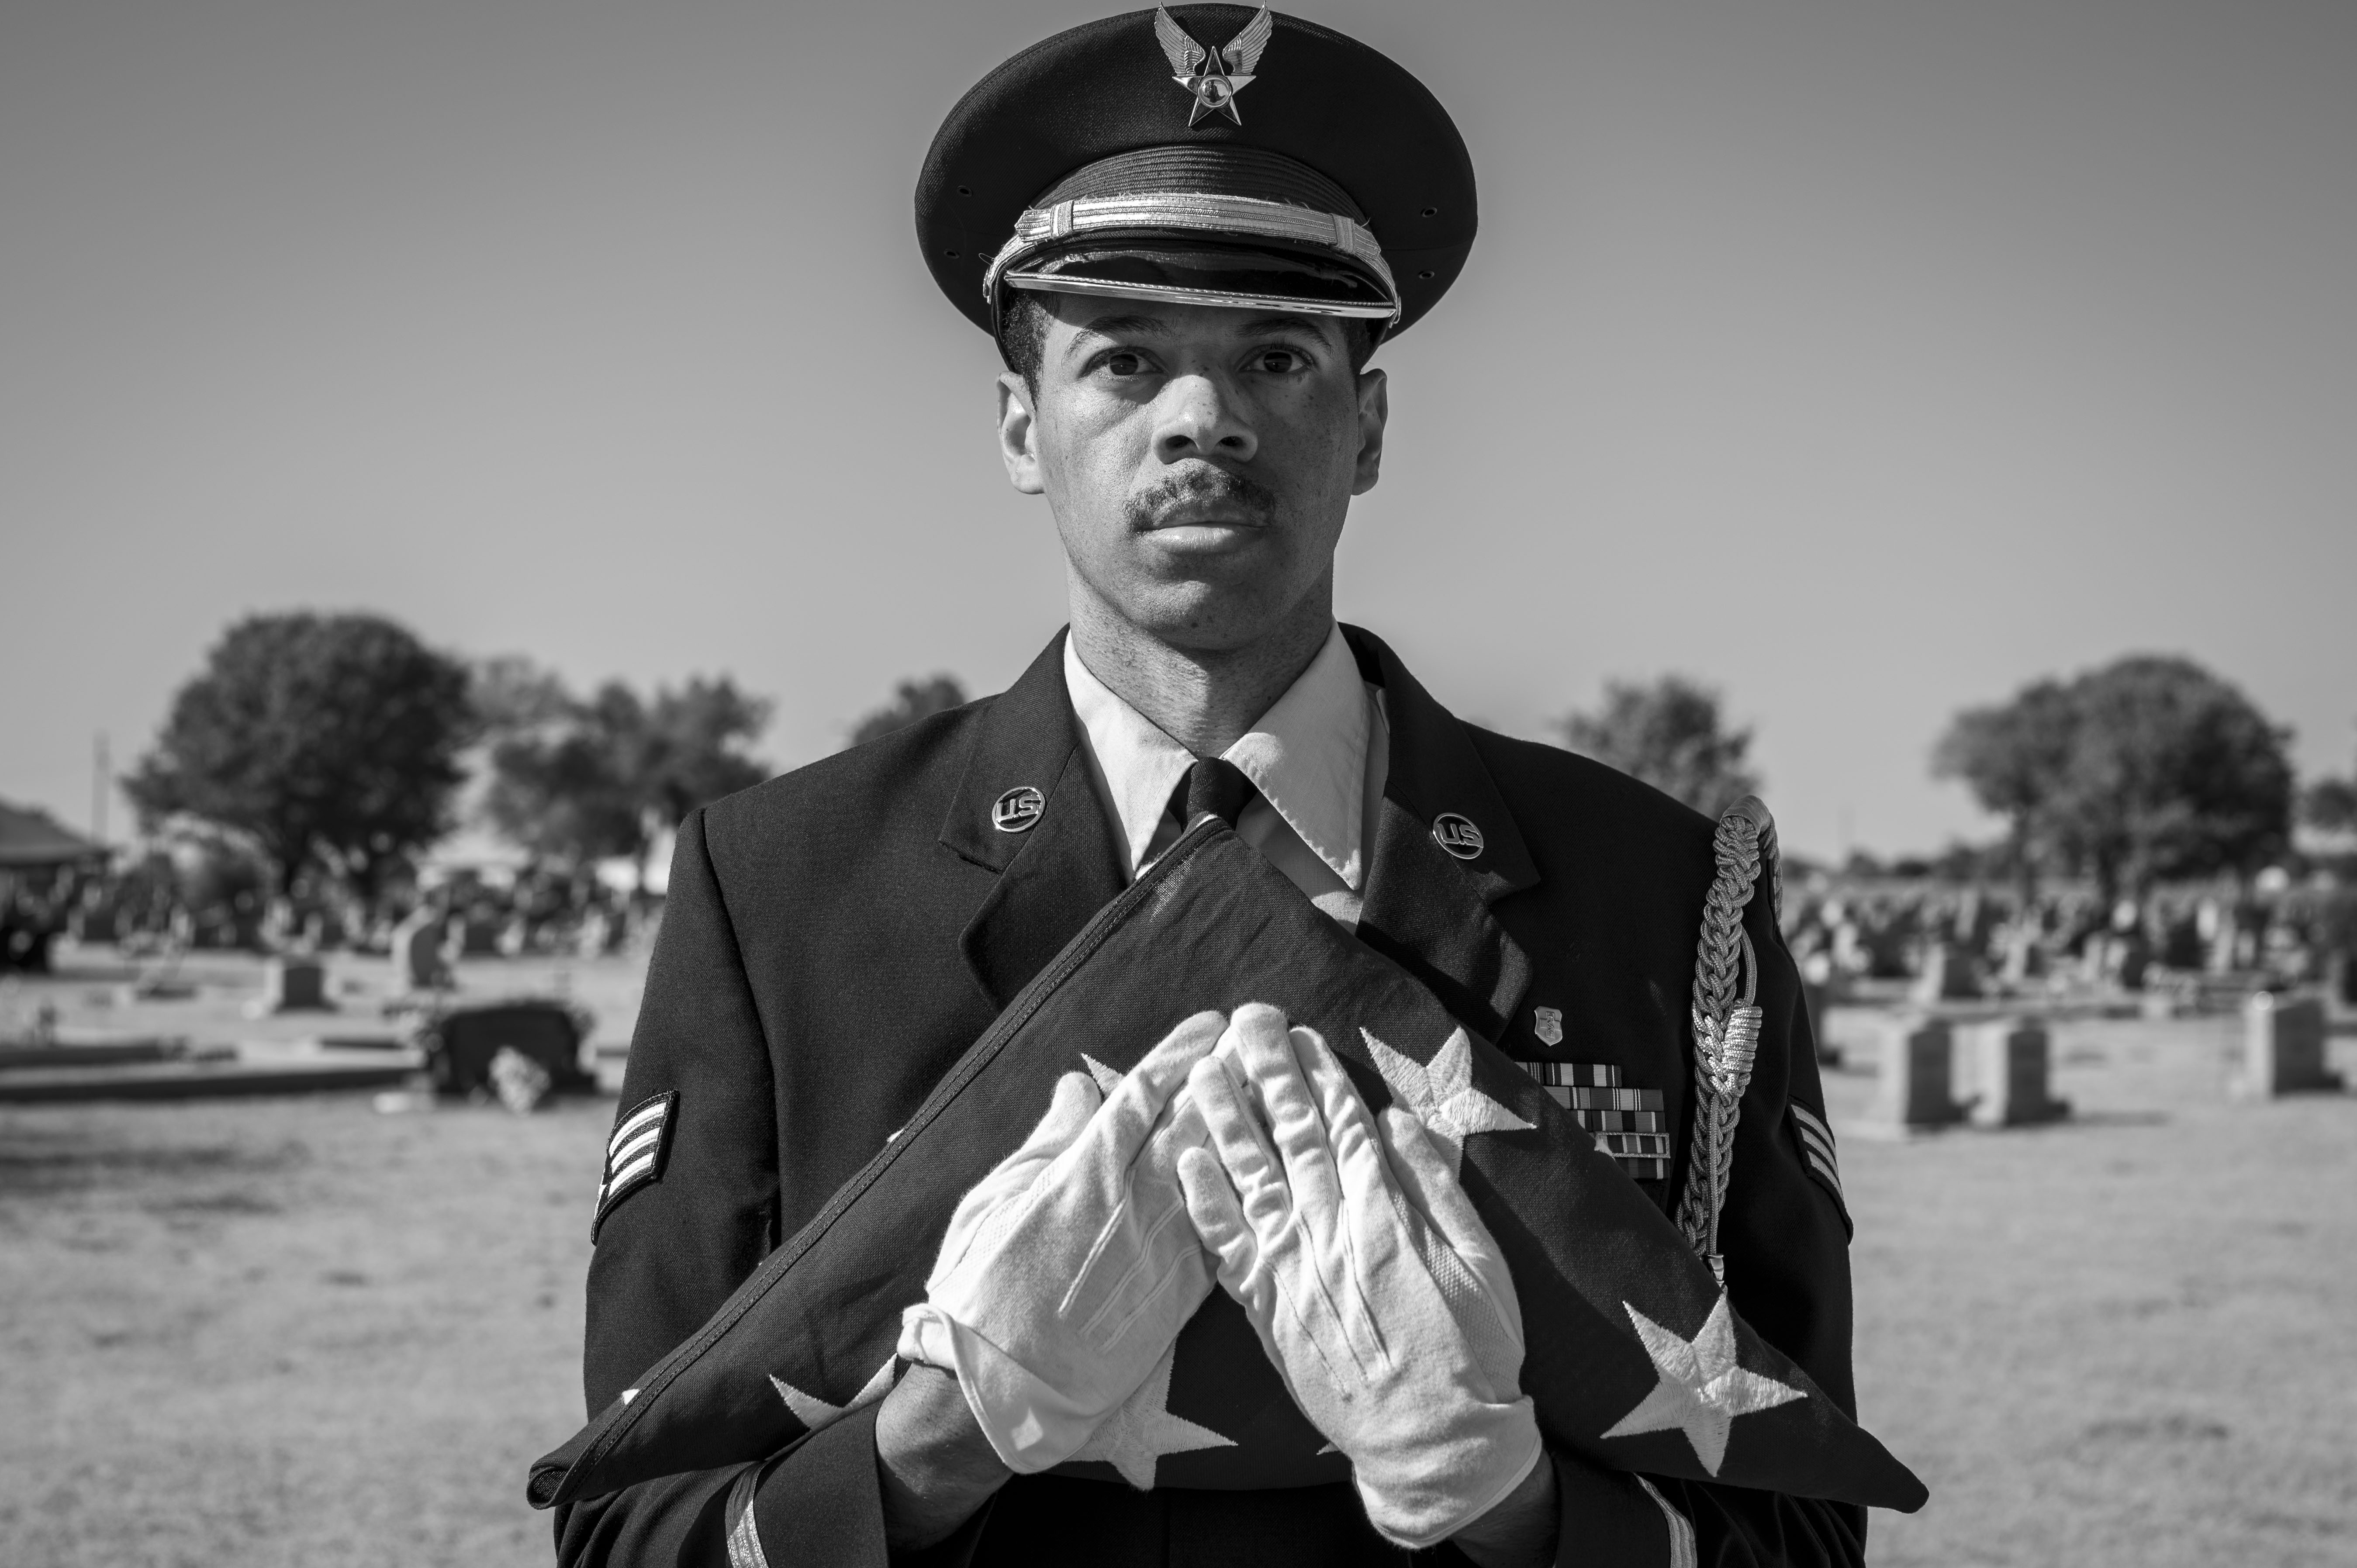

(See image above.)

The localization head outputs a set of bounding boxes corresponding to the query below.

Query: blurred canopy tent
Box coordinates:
[0,799,107,870]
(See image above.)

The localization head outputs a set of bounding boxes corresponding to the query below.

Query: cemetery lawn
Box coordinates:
[0,990,2351,1566]
[1826,1011,2357,1568]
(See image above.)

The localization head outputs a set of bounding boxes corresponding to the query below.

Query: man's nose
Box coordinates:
[1152,373,1258,465]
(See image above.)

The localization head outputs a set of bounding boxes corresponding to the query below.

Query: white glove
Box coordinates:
[1176,1004,1543,1547]
[898,1011,1223,1473]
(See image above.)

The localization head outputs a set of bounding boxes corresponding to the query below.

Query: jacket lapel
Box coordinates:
[1344,625,1541,1044]
[942,631,1130,1010]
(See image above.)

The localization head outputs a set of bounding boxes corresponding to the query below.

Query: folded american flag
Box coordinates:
[529,819,1925,1513]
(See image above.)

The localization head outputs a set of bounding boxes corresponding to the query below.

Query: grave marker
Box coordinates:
[391,910,451,996]
[1962,1017,2069,1126]
[250,957,331,1015]
[1862,1014,1968,1134]
[2236,993,2344,1097]
[1909,943,1981,1005]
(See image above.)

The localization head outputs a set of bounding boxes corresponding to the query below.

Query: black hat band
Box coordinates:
[984,191,1400,321]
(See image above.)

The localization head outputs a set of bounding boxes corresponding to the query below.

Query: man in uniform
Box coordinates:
[561,7,1863,1565]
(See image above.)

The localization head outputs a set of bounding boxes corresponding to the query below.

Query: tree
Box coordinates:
[2303,776,2357,833]
[849,675,968,748]
[125,613,473,897]
[2048,657,2292,898]
[1932,655,2293,902]
[480,668,771,876]
[1931,678,2077,900]
[481,687,644,869]
[1558,676,1760,816]
[471,654,574,734]
[629,677,774,827]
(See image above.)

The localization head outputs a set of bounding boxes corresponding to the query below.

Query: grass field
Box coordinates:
[2,954,2352,1566]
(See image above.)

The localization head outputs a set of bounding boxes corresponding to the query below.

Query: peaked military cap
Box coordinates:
[916,6,1477,340]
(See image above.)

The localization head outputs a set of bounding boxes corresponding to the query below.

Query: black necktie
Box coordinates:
[1176,756,1257,829]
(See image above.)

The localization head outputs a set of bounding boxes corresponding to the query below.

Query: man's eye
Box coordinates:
[1105,352,1146,376]
[1255,349,1304,373]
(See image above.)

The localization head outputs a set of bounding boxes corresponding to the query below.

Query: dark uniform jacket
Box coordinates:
[558,626,1864,1568]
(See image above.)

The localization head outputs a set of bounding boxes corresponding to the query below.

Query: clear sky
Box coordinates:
[4,0,2352,859]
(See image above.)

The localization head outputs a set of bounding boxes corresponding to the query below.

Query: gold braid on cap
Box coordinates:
[1674,796,1779,1287]
[983,190,1400,317]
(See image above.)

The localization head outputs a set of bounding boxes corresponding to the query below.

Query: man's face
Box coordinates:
[997,295,1387,656]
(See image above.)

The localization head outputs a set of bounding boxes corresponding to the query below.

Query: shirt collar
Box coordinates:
[1062,624,1372,889]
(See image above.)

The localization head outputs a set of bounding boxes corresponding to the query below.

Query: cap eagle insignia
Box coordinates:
[1154,6,1273,126]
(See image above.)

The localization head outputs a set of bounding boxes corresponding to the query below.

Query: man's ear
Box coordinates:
[1350,366,1388,497]
[997,373,1045,496]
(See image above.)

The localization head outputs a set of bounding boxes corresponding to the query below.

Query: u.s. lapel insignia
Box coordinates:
[992,785,1046,833]
[1533,1006,1565,1047]
[591,1089,677,1240]
[1431,812,1484,860]
[1154,6,1273,126]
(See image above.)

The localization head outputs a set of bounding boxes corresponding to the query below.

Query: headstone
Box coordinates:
[1909,943,1980,1005]
[1831,920,1863,976]
[391,910,452,995]
[1799,973,1839,1067]
[2204,902,2239,975]
[2329,954,2357,1023]
[2236,993,2344,1097]
[2159,913,2204,971]
[1999,924,2036,988]
[2077,934,2109,987]
[250,956,332,1015]
[1963,1017,2070,1126]
[2112,931,2151,992]
[1863,1015,1968,1133]
[422,1000,597,1099]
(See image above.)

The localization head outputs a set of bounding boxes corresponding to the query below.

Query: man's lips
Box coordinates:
[1137,518,1268,554]
[1136,502,1267,533]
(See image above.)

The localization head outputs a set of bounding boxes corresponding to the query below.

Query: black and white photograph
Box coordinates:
[3,3,2351,1565]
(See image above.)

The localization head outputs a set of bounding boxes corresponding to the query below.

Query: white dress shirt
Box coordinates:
[1063,625,1390,929]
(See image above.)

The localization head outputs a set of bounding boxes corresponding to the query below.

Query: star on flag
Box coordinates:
[1072,1344,1236,1488]
[1361,1025,1534,1173]
[1601,1295,1802,1474]
[769,1357,898,1433]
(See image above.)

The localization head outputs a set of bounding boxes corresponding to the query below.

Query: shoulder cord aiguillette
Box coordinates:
[1674,796,1779,1288]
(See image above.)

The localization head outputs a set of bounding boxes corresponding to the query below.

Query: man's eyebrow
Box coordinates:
[1057,309,1337,360]
[1234,314,1331,338]
[1063,313,1173,355]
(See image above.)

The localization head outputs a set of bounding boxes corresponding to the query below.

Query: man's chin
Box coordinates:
[1119,580,1310,648]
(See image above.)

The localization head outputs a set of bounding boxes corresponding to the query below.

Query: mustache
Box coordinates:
[1123,467,1281,531]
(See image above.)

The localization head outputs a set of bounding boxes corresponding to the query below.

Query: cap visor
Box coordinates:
[1003,239,1397,322]
[1004,270,1397,319]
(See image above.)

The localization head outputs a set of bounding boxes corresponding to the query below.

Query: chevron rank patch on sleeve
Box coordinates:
[592,1090,678,1241]
[1789,1102,1849,1232]
[1520,1061,1670,1181]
